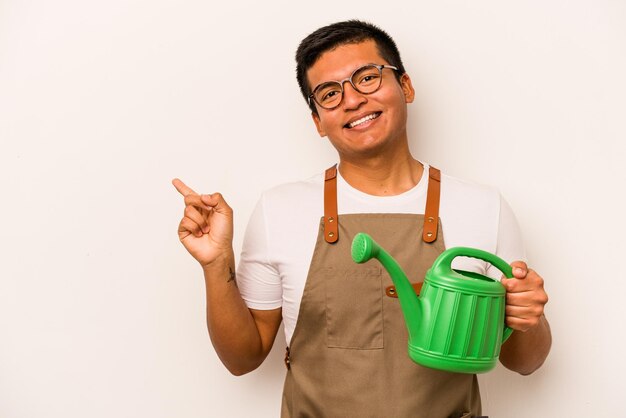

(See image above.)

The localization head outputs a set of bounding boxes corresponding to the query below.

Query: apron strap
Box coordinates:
[422,166,441,243]
[323,165,339,243]
[323,164,441,244]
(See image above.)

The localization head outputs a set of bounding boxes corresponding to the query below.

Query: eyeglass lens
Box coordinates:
[313,65,383,109]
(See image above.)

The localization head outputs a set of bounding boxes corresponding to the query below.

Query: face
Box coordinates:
[307,40,415,160]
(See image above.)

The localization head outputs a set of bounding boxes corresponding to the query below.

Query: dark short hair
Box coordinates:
[295,20,406,113]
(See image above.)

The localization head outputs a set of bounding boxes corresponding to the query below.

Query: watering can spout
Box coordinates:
[351,233,423,339]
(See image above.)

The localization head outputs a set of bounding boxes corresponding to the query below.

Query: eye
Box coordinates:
[316,83,342,104]
[357,73,380,85]
[322,90,339,100]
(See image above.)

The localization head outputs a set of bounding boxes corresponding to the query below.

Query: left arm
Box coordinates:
[499,261,552,375]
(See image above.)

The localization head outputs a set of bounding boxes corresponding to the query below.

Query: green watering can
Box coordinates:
[351,232,514,374]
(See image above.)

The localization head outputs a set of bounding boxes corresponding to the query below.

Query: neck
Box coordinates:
[338,148,424,196]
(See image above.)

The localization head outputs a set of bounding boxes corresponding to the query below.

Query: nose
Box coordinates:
[341,81,367,109]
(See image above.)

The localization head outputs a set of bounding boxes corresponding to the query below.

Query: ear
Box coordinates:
[311,111,327,137]
[400,73,415,104]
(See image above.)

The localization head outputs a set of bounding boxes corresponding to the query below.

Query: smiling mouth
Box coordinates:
[345,112,381,129]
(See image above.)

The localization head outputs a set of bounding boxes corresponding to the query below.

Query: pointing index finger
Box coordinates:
[172,178,198,197]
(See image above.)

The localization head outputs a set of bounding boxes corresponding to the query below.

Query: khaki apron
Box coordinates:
[281,165,482,418]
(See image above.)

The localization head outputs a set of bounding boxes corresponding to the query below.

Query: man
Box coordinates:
[173,20,551,418]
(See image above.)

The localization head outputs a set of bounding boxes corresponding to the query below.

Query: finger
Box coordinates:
[506,289,549,307]
[184,205,209,233]
[201,192,232,214]
[502,278,531,293]
[198,205,212,220]
[506,291,533,306]
[505,303,544,319]
[184,194,216,213]
[176,221,191,240]
[503,270,545,293]
[179,216,203,238]
[172,178,198,197]
[505,316,538,332]
[509,260,528,279]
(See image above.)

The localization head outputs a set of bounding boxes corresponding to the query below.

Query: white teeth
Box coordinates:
[348,113,379,128]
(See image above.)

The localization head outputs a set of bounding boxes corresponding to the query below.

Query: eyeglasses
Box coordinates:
[308,64,399,110]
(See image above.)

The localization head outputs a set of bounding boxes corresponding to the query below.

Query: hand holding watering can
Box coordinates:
[351,232,548,374]
[501,261,548,333]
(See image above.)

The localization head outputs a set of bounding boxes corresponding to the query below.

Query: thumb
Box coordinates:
[200,193,232,214]
[507,260,528,280]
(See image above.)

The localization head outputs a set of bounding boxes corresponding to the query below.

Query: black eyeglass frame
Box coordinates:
[307,64,399,110]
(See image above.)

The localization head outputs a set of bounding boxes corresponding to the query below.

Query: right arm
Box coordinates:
[172,179,282,375]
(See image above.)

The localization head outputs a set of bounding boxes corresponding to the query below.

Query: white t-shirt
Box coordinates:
[237,164,525,344]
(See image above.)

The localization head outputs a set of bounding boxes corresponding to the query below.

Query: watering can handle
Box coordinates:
[431,247,515,343]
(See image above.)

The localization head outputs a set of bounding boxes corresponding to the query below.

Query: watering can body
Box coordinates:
[352,233,513,374]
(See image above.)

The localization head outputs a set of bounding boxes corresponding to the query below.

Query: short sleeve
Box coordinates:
[237,194,283,309]
[487,194,527,279]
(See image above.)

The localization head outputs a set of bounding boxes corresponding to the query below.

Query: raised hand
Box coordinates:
[172,178,234,267]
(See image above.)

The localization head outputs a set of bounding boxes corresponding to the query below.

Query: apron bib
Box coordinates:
[281,165,482,418]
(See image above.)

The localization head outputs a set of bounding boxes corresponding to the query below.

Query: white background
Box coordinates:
[1,1,625,417]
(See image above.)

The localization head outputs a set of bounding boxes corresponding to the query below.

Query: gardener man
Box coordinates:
[173,20,551,418]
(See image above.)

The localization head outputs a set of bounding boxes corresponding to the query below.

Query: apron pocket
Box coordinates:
[325,266,383,349]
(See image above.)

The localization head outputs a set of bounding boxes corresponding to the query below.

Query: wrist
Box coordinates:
[200,250,235,275]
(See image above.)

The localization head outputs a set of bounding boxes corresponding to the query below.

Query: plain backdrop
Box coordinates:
[1,0,625,417]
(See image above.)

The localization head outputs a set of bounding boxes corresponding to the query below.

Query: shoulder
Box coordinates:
[255,173,324,223]
[437,170,504,253]
[264,173,323,198]
[440,171,501,206]
[439,170,503,221]
[261,173,323,206]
